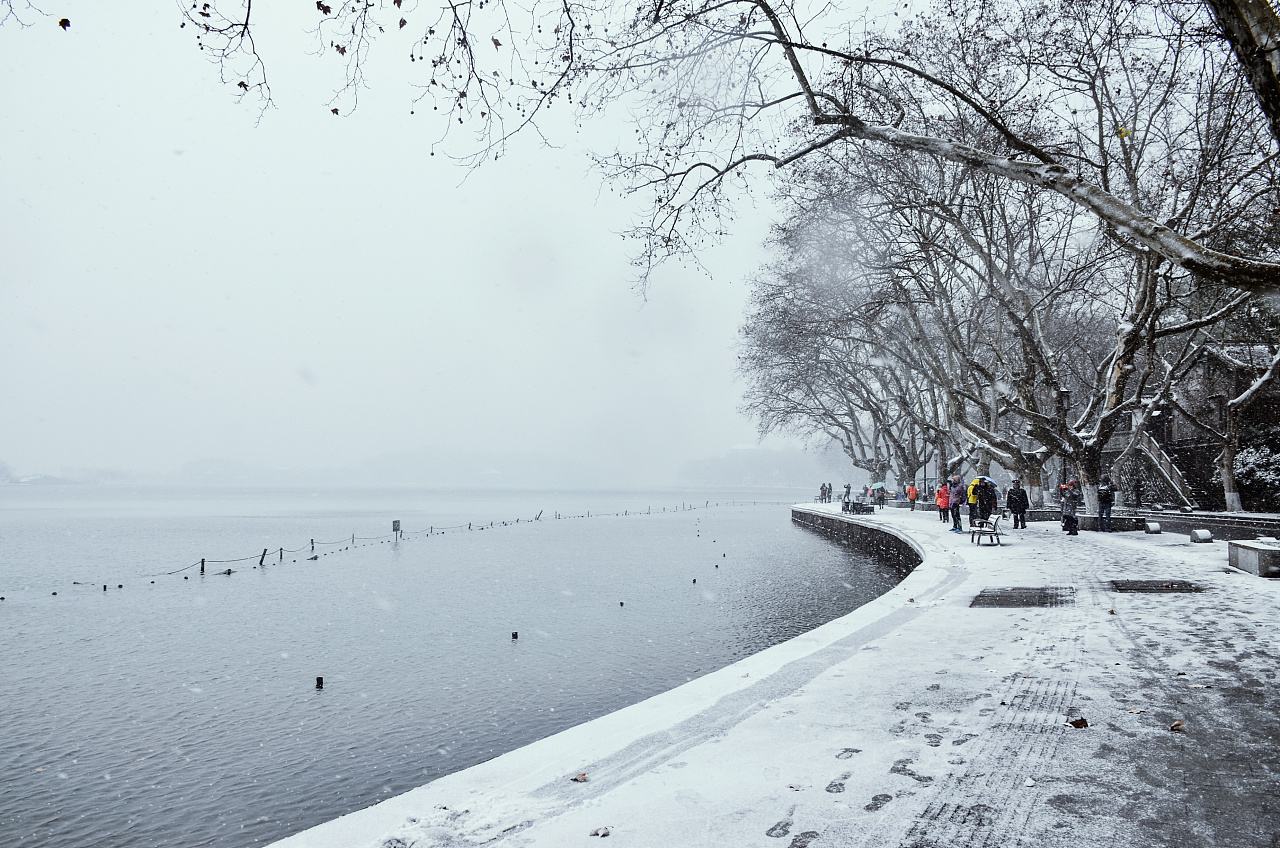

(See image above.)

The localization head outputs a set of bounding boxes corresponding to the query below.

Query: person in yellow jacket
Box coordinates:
[966,478,981,528]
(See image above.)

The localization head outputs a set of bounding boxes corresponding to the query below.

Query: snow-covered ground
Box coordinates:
[270,506,1280,848]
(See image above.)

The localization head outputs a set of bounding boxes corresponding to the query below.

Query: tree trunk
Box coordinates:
[1220,433,1244,512]
[1204,0,1280,148]
[1077,452,1102,514]
[1026,466,1045,508]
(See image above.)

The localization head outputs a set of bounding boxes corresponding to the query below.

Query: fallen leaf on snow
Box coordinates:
[1169,720,1186,732]
[570,772,589,783]
[1066,717,1089,729]
[1127,708,1146,714]
[1023,778,1036,787]
[589,826,611,837]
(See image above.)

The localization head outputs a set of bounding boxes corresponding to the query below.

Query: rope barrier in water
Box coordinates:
[0,498,794,598]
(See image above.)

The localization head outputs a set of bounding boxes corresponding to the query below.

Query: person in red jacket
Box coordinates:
[906,483,919,510]
[935,480,950,521]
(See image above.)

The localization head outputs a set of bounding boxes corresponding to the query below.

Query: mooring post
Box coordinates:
[310,539,315,552]
[278,548,283,562]
[200,558,205,575]
[315,676,324,690]
[259,548,267,566]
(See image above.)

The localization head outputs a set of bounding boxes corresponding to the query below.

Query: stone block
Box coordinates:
[1144,522,1162,534]
[1190,529,1213,543]
[1228,540,1280,577]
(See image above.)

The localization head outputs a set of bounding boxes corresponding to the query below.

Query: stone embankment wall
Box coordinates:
[790,509,923,570]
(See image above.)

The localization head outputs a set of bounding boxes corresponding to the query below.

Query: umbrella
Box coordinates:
[868,481,887,489]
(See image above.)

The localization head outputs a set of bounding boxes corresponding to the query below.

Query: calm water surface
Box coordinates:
[0,486,907,847]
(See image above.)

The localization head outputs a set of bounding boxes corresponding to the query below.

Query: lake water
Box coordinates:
[0,485,908,847]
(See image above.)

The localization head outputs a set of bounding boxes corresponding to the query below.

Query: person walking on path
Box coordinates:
[1060,479,1083,535]
[1097,476,1115,531]
[947,475,966,532]
[906,483,919,511]
[935,481,950,522]
[1006,479,1029,529]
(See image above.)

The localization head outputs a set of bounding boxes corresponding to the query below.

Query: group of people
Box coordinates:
[1057,475,1115,534]
[933,475,1032,534]
[822,474,1118,537]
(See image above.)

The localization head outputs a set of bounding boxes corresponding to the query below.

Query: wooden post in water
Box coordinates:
[315,676,324,690]
[259,548,267,566]
[279,548,283,562]
[310,539,315,553]
[200,558,205,575]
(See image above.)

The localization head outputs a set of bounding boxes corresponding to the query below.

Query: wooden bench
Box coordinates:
[970,514,1003,546]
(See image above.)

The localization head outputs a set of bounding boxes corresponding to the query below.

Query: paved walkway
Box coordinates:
[272,507,1280,848]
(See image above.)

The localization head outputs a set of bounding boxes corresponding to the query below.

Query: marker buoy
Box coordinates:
[511,631,519,640]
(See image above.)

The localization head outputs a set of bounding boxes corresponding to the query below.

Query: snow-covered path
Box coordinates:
[270,506,1280,848]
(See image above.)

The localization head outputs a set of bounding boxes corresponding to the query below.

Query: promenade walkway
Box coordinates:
[272,506,1280,848]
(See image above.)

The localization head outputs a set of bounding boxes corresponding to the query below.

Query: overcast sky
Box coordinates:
[0,4,848,487]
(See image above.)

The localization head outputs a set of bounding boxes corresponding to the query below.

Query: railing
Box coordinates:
[1134,430,1196,508]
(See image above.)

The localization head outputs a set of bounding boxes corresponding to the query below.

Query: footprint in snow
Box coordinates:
[766,807,795,838]
[864,793,894,812]
[825,772,850,793]
[835,747,861,760]
[891,758,934,784]
[787,832,821,848]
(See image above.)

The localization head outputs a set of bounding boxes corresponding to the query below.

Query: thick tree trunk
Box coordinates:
[1026,466,1045,508]
[1205,0,1280,148]
[1076,452,1102,514]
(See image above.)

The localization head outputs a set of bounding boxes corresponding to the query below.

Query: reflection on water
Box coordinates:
[0,487,907,847]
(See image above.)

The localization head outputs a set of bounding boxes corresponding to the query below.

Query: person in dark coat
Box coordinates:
[976,479,998,521]
[1060,479,1083,535]
[1097,476,1115,531]
[1006,479,1030,529]
[947,475,966,532]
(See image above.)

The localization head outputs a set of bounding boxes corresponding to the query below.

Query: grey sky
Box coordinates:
[0,4,834,486]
